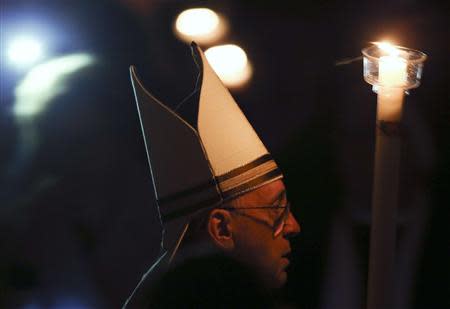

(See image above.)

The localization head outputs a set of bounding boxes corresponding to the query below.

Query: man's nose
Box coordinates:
[284,211,301,237]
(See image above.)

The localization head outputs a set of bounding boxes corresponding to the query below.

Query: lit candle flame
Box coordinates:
[372,41,400,56]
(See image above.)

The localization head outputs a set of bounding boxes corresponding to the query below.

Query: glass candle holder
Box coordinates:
[362,44,427,90]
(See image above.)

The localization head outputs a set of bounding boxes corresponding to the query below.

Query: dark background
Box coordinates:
[1,0,448,308]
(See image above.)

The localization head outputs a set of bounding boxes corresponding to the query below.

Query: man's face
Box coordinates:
[229,179,301,289]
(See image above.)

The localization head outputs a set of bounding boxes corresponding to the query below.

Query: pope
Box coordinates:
[123,42,301,308]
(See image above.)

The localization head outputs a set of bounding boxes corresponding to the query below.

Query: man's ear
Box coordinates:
[207,209,235,251]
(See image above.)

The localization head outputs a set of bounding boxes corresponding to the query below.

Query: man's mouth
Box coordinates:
[282,251,292,266]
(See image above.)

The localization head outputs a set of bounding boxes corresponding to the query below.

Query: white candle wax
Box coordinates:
[365,42,426,309]
[377,55,407,121]
[379,55,407,86]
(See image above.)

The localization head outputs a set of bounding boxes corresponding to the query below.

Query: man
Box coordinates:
[179,179,299,289]
[124,42,300,308]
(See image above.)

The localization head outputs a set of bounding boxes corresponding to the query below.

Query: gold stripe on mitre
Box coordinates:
[217,154,283,200]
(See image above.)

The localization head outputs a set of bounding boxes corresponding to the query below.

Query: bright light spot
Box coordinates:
[8,36,44,66]
[205,44,253,88]
[14,53,96,118]
[174,8,227,44]
[373,41,400,56]
[176,8,219,36]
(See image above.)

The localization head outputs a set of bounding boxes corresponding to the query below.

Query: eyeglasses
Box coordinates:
[219,203,291,237]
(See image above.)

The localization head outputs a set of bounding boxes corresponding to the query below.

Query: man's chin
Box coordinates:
[267,270,287,290]
[277,270,288,287]
[276,258,290,286]
[256,263,289,289]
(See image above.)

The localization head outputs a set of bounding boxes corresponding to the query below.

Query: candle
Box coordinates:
[377,44,407,122]
[379,55,407,86]
[370,44,406,308]
[361,41,427,309]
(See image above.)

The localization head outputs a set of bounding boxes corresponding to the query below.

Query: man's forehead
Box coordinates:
[263,180,287,203]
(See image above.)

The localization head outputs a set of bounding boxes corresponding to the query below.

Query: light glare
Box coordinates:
[373,41,399,56]
[205,44,252,88]
[8,36,44,66]
[174,8,227,44]
[14,53,96,118]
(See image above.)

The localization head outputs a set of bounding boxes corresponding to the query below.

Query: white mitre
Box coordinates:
[129,42,282,260]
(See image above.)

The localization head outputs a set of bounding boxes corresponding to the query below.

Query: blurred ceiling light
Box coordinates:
[205,44,253,88]
[14,53,96,118]
[7,36,44,67]
[174,8,227,44]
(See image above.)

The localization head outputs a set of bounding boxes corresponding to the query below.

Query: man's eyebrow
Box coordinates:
[270,190,286,205]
